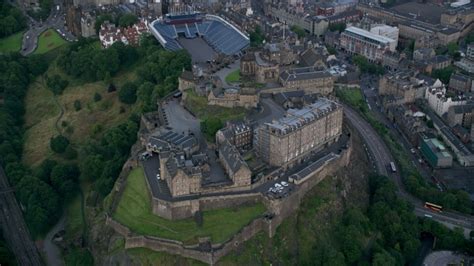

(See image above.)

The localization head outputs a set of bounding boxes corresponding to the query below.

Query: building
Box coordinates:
[299,47,328,68]
[279,67,334,95]
[340,26,396,62]
[386,104,427,145]
[447,104,474,128]
[218,140,252,187]
[420,138,453,168]
[370,24,399,48]
[425,84,467,116]
[216,121,253,151]
[80,12,96,38]
[178,70,196,92]
[413,48,436,62]
[240,52,280,83]
[256,98,343,168]
[378,70,428,105]
[208,87,258,109]
[262,42,297,65]
[455,44,474,73]
[449,73,473,93]
[65,5,82,37]
[99,20,148,48]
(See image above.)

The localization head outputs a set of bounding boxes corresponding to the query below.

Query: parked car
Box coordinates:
[281,181,288,187]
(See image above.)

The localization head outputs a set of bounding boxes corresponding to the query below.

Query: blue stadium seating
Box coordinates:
[153,16,249,55]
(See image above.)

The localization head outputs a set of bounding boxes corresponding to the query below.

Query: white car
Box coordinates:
[281,181,288,187]
[156,173,161,180]
[274,183,282,188]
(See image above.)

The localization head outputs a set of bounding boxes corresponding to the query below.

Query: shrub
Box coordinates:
[50,135,70,154]
[93,92,102,102]
[73,100,81,111]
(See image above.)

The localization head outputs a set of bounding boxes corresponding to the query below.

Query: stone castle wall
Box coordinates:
[107,137,352,264]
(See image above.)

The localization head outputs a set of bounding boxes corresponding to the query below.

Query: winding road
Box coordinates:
[343,104,474,234]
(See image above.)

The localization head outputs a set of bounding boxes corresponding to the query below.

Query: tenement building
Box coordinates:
[256,98,343,168]
[340,26,396,62]
[279,67,334,95]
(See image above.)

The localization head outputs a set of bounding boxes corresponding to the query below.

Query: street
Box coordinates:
[343,104,474,234]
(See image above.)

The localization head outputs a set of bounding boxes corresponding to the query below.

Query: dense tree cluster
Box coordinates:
[28,0,53,21]
[80,116,139,196]
[57,38,138,82]
[249,26,265,48]
[50,135,70,153]
[290,25,306,39]
[46,74,69,95]
[431,66,454,84]
[0,1,26,38]
[353,55,385,75]
[0,53,65,236]
[328,23,346,33]
[118,13,138,28]
[201,117,223,141]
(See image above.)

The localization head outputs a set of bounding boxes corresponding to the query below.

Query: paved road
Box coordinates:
[343,104,474,233]
[20,0,76,56]
[0,166,43,266]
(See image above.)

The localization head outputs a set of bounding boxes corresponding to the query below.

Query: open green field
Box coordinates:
[113,167,266,244]
[34,29,67,54]
[0,31,23,54]
[225,69,241,83]
[184,90,247,121]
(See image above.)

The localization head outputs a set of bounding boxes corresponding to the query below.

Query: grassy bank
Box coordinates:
[0,31,23,54]
[183,90,247,121]
[225,69,240,83]
[113,167,266,244]
[34,29,67,55]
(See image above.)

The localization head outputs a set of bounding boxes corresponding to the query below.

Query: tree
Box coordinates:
[290,25,307,38]
[46,74,69,95]
[329,23,346,33]
[50,135,70,154]
[373,252,397,266]
[118,82,137,104]
[249,26,265,47]
[93,92,102,102]
[118,13,138,27]
[74,100,81,111]
[432,66,454,84]
[201,117,223,141]
[50,163,80,200]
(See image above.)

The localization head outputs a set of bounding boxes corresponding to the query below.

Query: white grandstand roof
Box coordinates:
[345,26,395,44]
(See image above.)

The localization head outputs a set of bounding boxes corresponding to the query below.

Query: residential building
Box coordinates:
[386,105,427,145]
[279,67,334,95]
[379,70,428,104]
[340,26,396,62]
[425,84,467,116]
[216,121,253,150]
[420,138,453,168]
[413,48,435,62]
[256,98,343,168]
[447,104,474,128]
[449,73,473,93]
[218,140,252,187]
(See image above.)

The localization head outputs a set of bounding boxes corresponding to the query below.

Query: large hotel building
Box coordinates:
[340,26,396,62]
[256,98,343,168]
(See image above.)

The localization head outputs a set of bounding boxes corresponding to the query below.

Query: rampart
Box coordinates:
[106,133,353,264]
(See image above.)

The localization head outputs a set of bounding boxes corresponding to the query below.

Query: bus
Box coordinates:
[424,202,443,212]
[389,162,397,173]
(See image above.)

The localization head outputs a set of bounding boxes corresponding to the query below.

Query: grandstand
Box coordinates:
[150,12,250,59]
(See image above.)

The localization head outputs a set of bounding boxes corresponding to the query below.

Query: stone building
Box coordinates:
[340,26,396,62]
[299,47,328,68]
[386,105,426,146]
[240,52,280,83]
[81,12,97,37]
[279,67,334,95]
[146,131,199,157]
[446,104,474,128]
[208,87,258,109]
[449,73,473,93]
[256,98,343,168]
[216,121,253,150]
[160,151,205,197]
[218,140,252,187]
[65,4,82,37]
[378,70,428,105]
[178,70,196,92]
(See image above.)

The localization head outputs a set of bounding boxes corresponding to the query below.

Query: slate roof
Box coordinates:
[280,66,332,82]
[219,140,248,174]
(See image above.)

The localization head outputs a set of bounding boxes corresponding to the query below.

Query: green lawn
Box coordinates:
[184,90,247,121]
[113,167,266,244]
[0,31,24,54]
[34,29,67,55]
[225,69,241,83]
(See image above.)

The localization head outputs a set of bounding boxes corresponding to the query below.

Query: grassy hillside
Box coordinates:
[23,64,137,167]
[113,167,266,244]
